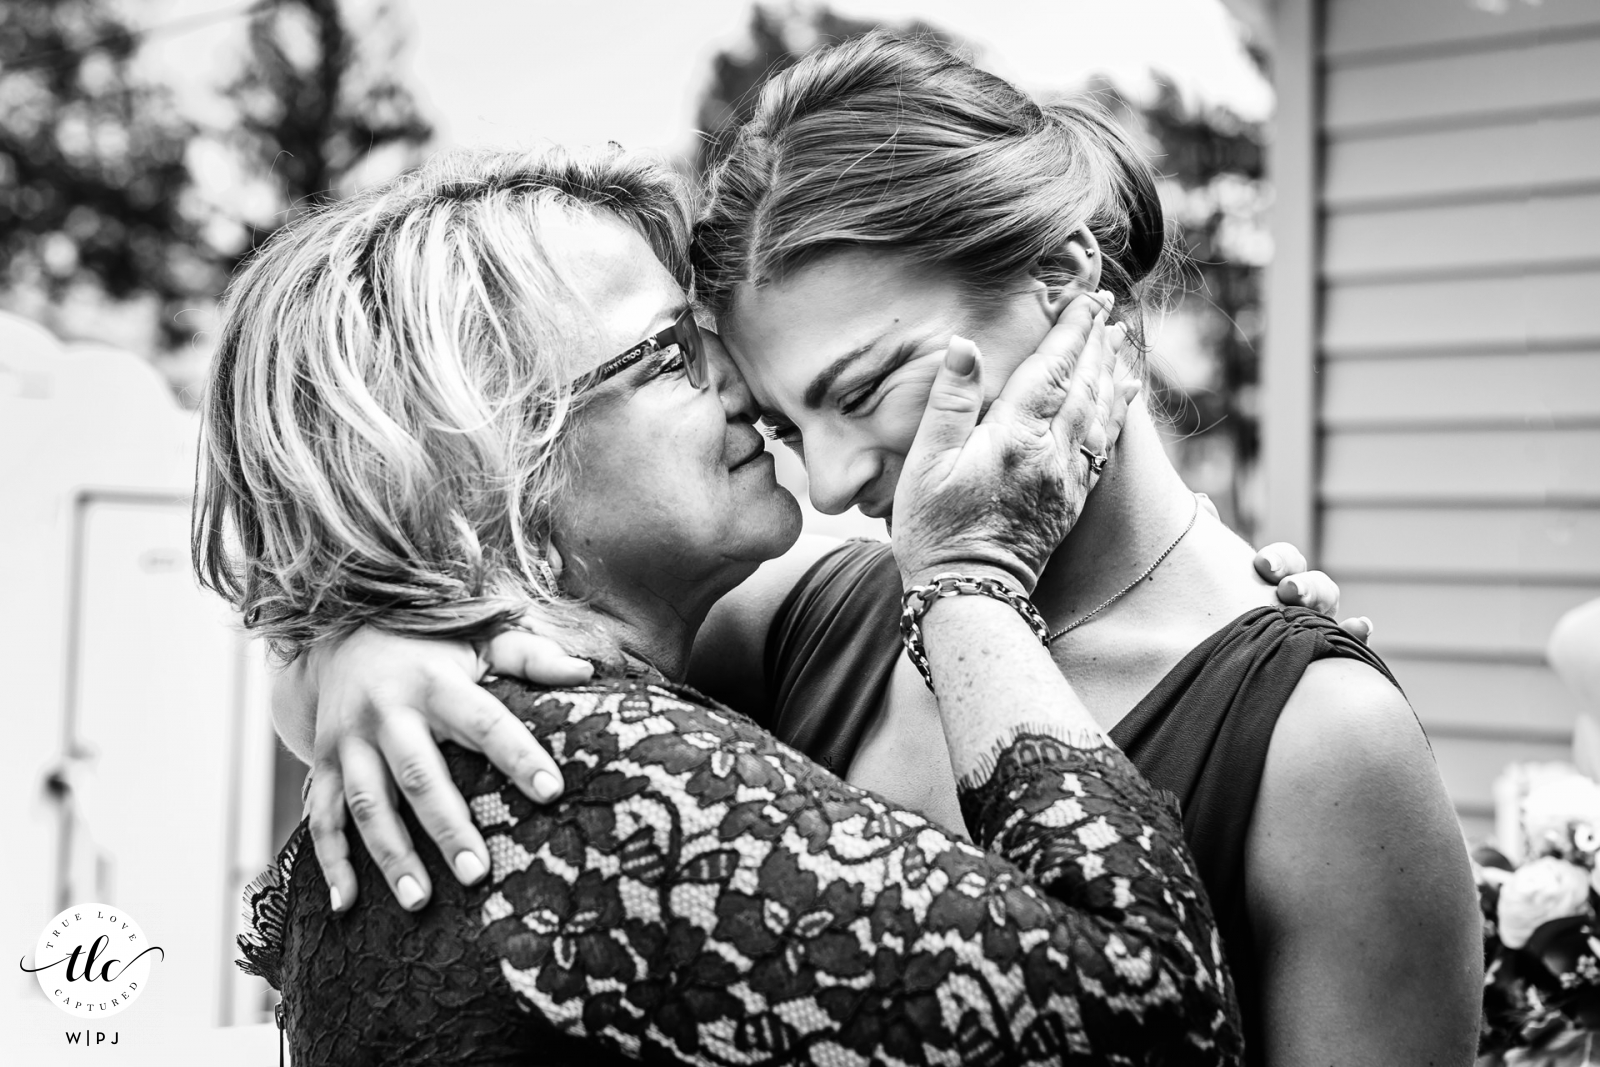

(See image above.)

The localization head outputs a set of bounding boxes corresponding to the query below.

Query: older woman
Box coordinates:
[199,145,1240,1065]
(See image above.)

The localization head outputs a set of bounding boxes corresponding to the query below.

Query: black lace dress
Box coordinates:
[241,677,1242,1066]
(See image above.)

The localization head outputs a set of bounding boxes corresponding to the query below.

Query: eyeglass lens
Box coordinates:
[678,311,707,390]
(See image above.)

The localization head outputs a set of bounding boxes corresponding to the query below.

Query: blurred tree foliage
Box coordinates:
[1131,81,1269,532]
[692,3,951,175]
[223,0,432,269]
[0,0,207,334]
[692,3,1270,533]
[0,0,430,356]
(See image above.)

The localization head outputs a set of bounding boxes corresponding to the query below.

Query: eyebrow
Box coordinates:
[801,334,888,409]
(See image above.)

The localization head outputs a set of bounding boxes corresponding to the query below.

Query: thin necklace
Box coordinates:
[1044,495,1201,645]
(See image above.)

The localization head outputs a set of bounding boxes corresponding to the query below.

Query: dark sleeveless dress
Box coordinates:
[760,540,1403,1066]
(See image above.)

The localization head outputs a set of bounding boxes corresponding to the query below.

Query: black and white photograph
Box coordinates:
[3,0,1599,1063]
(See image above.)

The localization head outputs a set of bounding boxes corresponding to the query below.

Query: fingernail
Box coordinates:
[946,337,977,376]
[396,875,425,910]
[532,770,563,803]
[329,885,343,912]
[1260,549,1284,573]
[1288,576,1307,599]
[1360,617,1376,638]
[454,851,487,883]
[566,657,594,680]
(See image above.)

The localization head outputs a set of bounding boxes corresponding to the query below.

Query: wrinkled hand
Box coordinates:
[302,625,591,912]
[892,292,1138,590]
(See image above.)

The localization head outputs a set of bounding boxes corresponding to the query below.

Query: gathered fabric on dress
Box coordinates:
[240,676,1242,1066]
[761,539,1404,1065]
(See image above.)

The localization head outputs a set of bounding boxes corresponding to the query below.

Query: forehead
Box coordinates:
[537,206,683,370]
[734,249,949,329]
[720,249,962,393]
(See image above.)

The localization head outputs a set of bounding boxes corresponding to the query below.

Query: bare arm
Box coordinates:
[1247,658,1482,1067]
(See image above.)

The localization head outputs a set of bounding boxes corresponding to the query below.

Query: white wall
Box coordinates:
[0,313,279,1052]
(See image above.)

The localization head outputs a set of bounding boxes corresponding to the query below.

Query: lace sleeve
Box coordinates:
[465,680,1241,1066]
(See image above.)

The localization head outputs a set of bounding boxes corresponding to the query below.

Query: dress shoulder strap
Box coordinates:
[763,539,902,775]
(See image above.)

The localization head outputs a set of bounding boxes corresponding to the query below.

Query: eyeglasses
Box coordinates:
[573,307,708,395]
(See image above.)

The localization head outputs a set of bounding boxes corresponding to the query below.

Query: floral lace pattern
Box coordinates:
[249,680,1241,1066]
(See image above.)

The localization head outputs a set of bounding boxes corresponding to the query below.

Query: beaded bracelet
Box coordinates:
[899,573,1051,691]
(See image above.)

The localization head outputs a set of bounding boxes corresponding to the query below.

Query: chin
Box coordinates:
[731,471,804,560]
[757,486,805,557]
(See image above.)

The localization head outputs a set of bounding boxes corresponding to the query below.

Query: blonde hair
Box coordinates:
[193,145,693,660]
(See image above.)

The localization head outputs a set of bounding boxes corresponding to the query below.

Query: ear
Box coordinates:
[1036,227,1104,318]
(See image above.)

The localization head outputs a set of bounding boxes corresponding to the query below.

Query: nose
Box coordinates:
[703,332,759,422]
[802,430,881,516]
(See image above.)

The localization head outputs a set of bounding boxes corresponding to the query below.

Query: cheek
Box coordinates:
[864,372,939,456]
[973,304,1056,393]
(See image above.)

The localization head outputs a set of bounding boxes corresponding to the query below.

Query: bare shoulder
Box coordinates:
[686,534,854,712]
[1246,658,1482,1064]
[1249,657,1462,912]
[1264,658,1434,808]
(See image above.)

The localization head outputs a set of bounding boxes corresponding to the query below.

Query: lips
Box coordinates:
[728,429,768,470]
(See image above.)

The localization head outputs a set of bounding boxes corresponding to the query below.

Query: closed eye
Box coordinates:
[759,417,801,449]
[839,343,917,416]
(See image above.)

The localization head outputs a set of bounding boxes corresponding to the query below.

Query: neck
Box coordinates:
[1033,399,1200,622]
[565,564,741,682]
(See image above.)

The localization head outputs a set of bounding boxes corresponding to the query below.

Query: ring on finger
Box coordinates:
[1080,446,1109,476]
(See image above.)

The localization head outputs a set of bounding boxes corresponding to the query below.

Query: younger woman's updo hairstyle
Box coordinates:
[694,30,1171,358]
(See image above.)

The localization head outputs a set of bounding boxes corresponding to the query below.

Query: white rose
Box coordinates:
[1523,775,1600,856]
[1497,856,1593,949]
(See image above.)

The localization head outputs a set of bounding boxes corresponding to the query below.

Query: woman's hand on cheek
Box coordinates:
[304,625,590,913]
[891,291,1138,590]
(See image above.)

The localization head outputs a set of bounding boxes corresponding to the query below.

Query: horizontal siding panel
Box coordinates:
[1321,270,1600,353]
[1322,351,1600,426]
[1431,734,1575,813]
[1326,37,1600,133]
[1322,428,1600,503]
[1325,0,1600,59]
[1324,113,1600,207]
[1323,193,1600,279]
[1322,505,1600,578]
[1337,579,1598,658]
[1392,656,1582,739]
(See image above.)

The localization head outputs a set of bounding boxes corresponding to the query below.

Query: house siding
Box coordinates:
[1272,0,1600,841]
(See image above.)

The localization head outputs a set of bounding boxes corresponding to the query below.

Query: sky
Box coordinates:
[131,0,1273,161]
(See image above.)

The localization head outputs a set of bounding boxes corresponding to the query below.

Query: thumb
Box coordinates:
[908,336,985,464]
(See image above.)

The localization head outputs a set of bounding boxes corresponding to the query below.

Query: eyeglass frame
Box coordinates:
[572,306,708,395]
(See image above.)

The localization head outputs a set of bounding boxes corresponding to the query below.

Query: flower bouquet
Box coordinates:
[1477,763,1600,1065]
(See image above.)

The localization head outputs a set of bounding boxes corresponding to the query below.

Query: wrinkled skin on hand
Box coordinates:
[892,292,1134,590]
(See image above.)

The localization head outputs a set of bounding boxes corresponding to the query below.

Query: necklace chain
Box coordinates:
[1044,496,1201,645]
